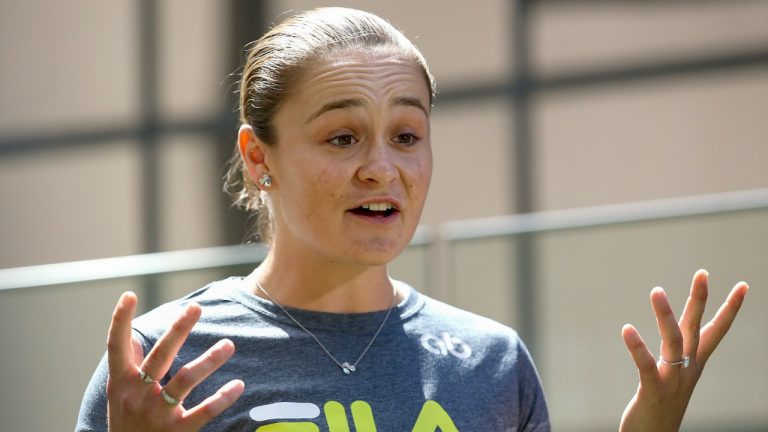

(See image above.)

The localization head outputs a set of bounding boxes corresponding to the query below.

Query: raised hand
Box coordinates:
[619,269,748,432]
[106,292,245,432]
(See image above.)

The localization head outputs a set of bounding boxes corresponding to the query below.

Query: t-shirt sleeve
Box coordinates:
[75,353,109,432]
[516,339,551,432]
[75,330,153,432]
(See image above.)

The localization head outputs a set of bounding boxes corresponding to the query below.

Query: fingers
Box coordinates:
[131,337,145,366]
[622,324,661,390]
[650,287,684,365]
[678,269,709,360]
[620,273,749,432]
[698,281,749,364]
[107,291,139,377]
[183,379,245,430]
[106,295,244,429]
[140,302,202,382]
[163,339,236,402]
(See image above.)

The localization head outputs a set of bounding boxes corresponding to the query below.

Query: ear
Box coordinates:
[238,124,270,184]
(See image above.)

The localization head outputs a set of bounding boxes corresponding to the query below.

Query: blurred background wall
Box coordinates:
[1,1,767,431]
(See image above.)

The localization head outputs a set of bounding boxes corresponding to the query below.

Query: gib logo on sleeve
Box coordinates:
[420,332,472,359]
[249,400,458,431]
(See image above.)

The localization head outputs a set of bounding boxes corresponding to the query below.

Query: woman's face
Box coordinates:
[263,50,432,267]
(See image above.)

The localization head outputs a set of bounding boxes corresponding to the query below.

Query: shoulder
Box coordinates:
[405,285,530,363]
[415,289,521,339]
[131,277,249,341]
[405,285,546,408]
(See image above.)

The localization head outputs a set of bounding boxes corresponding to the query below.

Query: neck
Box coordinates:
[247,252,400,313]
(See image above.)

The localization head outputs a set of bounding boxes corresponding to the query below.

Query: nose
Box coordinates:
[356,139,398,186]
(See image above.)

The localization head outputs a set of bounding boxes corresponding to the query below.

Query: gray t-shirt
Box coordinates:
[77,278,550,431]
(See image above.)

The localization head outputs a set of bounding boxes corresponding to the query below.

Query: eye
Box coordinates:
[393,133,419,146]
[328,134,358,147]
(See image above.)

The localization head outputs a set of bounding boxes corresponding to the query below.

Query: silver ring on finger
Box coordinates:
[160,388,183,406]
[138,369,156,384]
[659,355,690,368]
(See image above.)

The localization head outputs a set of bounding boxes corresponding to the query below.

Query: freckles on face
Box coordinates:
[266,50,432,264]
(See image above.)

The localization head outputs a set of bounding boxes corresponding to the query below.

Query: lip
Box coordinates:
[348,197,403,212]
[346,197,403,224]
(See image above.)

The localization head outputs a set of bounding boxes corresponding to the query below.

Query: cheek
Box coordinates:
[307,167,348,211]
[422,159,433,187]
[410,156,433,194]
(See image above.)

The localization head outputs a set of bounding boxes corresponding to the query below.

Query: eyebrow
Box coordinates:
[305,96,429,123]
[306,99,363,123]
[392,96,429,117]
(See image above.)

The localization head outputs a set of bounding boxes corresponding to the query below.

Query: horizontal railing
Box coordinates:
[441,187,768,240]
[2,187,768,292]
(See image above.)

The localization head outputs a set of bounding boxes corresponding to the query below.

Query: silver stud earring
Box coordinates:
[258,174,273,189]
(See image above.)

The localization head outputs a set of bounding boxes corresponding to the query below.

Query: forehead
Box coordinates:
[287,49,431,111]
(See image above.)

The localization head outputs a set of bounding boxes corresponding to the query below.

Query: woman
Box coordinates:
[76,7,748,432]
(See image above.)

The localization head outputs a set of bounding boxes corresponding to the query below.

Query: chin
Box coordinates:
[351,249,401,267]
[342,240,407,267]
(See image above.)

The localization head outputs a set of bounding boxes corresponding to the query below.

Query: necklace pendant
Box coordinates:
[341,362,356,374]
[256,281,394,379]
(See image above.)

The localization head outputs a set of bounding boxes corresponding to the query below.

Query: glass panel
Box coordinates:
[449,235,522,330]
[536,211,768,430]
[0,265,256,432]
[443,210,768,431]
[2,209,765,431]
[0,278,142,432]
[536,210,768,430]
[390,243,430,299]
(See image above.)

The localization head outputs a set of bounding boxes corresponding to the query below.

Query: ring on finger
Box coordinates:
[138,369,156,384]
[160,388,183,406]
[659,355,690,368]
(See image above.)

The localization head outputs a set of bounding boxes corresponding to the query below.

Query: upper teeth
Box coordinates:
[361,202,394,211]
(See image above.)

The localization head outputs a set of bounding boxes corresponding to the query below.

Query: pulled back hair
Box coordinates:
[223,7,436,244]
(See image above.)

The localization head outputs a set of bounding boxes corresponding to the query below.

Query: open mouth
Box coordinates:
[348,202,399,218]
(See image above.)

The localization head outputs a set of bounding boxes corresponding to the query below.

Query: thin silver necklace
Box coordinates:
[255,280,397,375]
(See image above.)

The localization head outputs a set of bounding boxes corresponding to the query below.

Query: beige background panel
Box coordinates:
[158,135,224,251]
[537,212,768,430]
[450,236,520,331]
[0,142,142,267]
[270,0,512,88]
[158,0,228,121]
[389,244,430,297]
[424,100,514,224]
[0,279,143,432]
[535,67,768,211]
[0,0,138,133]
[532,1,768,76]
[154,268,246,306]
